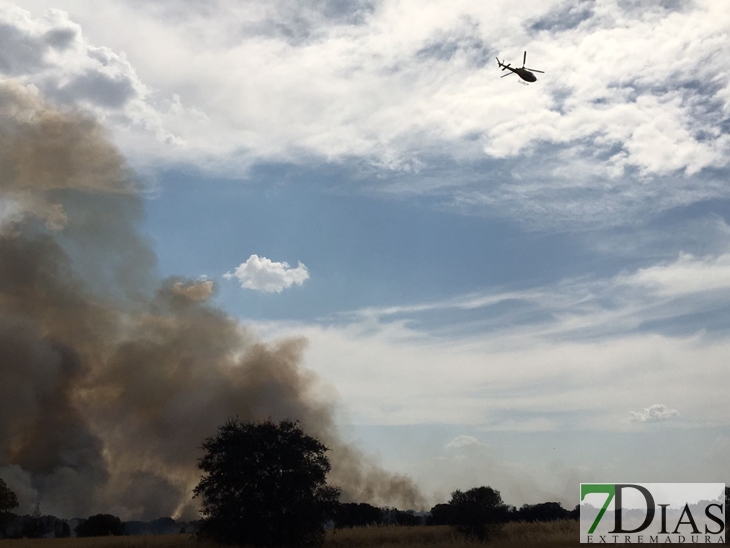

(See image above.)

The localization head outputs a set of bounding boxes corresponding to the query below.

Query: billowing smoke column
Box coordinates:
[0,82,424,520]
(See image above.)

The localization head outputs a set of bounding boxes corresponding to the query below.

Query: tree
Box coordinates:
[0,479,18,515]
[75,514,124,537]
[448,486,508,541]
[0,479,19,538]
[194,418,341,547]
[427,503,456,525]
[21,502,49,539]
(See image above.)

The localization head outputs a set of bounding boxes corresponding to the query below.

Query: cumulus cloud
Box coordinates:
[0,2,181,153]
[628,404,680,423]
[444,435,487,450]
[224,254,309,293]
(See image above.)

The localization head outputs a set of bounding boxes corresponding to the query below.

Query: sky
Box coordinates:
[2,0,730,508]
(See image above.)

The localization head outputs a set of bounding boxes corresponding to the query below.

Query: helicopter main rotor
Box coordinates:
[521,51,544,74]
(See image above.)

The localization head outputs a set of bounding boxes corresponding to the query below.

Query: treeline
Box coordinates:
[0,500,576,539]
[427,500,579,526]
[0,513,200,540]
[334,499,578,529]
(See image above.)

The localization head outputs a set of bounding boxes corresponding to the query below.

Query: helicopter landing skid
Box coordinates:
[517,80,530,86]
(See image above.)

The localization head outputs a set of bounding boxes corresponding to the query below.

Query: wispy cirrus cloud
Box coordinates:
[346,248,730,342]
[251,247,730,428]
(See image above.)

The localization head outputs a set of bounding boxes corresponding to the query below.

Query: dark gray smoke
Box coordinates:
[0,82,424,520]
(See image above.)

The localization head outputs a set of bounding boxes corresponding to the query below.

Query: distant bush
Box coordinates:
[510,502,572,523]
[75,514,124,537]
[334,503,384,528]
[383,508,423,526]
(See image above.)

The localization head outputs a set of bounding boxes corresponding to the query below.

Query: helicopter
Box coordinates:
[496,51,544,83]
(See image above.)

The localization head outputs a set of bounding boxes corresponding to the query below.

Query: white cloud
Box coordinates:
[0,2,182,154]
[628,404,680,423]
[8,1,730,183]
[444,435,487,450]
[224,254,309,293]
[620,253,730,298]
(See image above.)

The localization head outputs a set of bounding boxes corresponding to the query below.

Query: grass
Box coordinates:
[0,521,581,547]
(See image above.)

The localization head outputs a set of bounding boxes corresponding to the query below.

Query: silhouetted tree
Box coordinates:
[380,508,422,526]
[21,502,51,539]
[0,479,18,538]
[427,503,456,525]
[515,502,570,522]
[449,486,508,541]
[0,480,17,515]
[75,514,124,537]
[194,418,340,547]
[334,503,384,528]
[392,509,423,526]
[54,520,71,538]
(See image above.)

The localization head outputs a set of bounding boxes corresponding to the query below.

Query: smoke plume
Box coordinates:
[0,82,424,520]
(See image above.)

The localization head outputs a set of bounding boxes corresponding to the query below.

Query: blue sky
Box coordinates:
[144,164,605,320]
[3,0,730,508]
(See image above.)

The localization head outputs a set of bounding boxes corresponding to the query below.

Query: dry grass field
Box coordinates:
[0,522,579,548]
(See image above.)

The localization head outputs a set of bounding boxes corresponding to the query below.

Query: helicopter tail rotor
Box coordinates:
[523,51,527,67]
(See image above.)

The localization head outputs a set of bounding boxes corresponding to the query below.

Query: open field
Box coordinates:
[0,522,579,547]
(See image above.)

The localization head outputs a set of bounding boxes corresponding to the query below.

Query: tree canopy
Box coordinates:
[75,514,124,537]
[0,480,18,514]
[0,479,19,538]
[194,418,340,547]
[448,486,508,541]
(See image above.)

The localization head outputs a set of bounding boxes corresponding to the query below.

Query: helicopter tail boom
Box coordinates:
[496,58,511,71]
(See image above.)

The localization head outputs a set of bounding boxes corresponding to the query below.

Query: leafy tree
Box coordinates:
[0,480,18,514]
[194,418,341,547]
[448,486,508,541]
[0,479,19,538]
[427,503,456,525]
[75,514,124,537]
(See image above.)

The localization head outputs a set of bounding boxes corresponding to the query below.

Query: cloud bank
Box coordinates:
[5,0,730,228]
